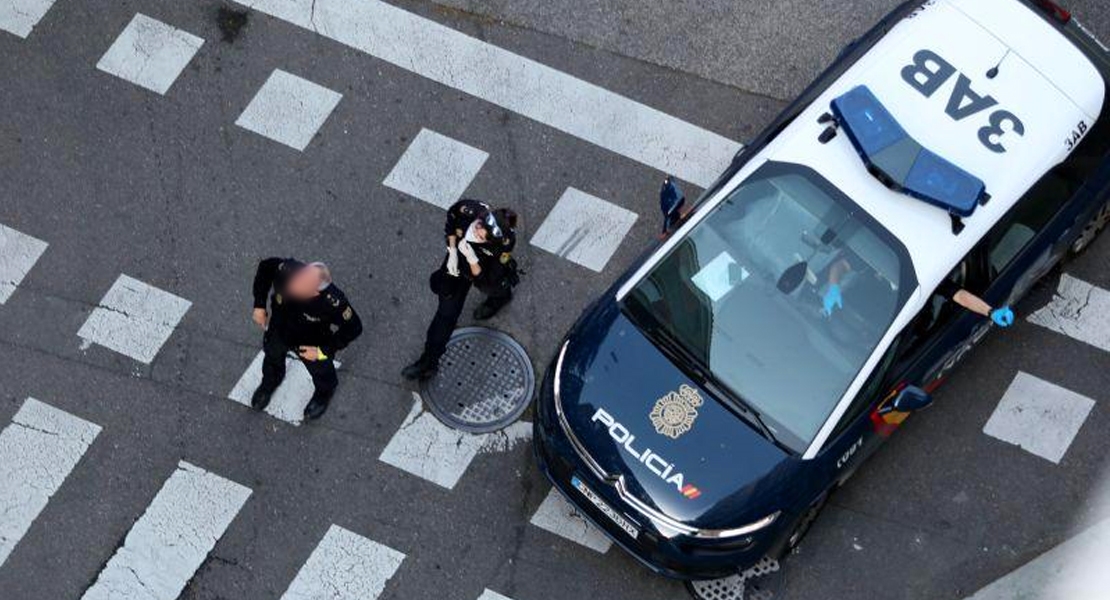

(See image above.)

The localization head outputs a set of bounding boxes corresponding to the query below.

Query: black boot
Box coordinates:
[401,356,438,381]
[303,397,330,420]
[251,386,275,411]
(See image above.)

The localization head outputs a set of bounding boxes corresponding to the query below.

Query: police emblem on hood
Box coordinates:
[649,385,704,439]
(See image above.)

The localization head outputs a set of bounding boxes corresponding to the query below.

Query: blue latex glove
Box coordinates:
[991,306,1014,328]
[822,284,843,316]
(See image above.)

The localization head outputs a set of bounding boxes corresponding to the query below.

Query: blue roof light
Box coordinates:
[829,86,988,231]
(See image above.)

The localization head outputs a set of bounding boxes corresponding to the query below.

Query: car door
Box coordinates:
[980,165,1086,307]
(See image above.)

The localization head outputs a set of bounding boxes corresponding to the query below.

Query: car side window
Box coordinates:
[986,167,1077,276]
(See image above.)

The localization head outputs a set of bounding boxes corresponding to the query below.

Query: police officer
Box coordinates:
[402,199,519,380]
[250,258,363,420]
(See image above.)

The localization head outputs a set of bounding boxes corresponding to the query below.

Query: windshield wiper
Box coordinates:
[640,322,781,446]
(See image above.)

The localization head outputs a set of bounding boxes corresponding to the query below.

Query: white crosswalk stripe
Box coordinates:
[280,524,405,600]
[0,0,58,38]
[0,398,101,568]
[96,14,204,95]
[1028,273,1110,354]
[529,487,611,553]
[227,351,341,425]
[236,69,343,151]
[383,128,489,210]
[82,461,251,600]
[379,395,532,490]
[476,590,515,600]
[982,372,1095,464]
[77,274,192,364]
[531,187,639,272]
[232,0,742,187]
[0,223,48,304]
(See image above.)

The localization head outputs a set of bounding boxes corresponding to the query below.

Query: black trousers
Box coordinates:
[422,274,512,363]
[260,330,338,404]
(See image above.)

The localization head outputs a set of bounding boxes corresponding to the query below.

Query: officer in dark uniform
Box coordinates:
[402,199,519,380]
[250,258,363,420]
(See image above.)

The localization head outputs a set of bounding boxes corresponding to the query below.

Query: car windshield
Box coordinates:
[622,161,915,452]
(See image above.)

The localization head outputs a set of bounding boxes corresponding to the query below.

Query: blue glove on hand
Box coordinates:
[990,306,1014,328]
[822,284,843,316]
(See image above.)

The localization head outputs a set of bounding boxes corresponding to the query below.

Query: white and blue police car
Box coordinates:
[534,0,1110,579]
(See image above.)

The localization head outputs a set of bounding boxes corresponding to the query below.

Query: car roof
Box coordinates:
[767,0,1105,326]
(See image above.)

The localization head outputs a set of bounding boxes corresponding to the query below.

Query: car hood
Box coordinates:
[557,300,795,529]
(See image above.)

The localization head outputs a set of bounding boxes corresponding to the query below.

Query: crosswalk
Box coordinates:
[2,0,1109,596]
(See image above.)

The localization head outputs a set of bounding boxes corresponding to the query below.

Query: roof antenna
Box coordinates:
[987,49,1011,79]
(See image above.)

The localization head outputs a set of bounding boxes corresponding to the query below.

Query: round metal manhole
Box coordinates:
[687,557,783,600]
[420,327,535,433]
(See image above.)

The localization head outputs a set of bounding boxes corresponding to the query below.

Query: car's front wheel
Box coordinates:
[781,491,830,556]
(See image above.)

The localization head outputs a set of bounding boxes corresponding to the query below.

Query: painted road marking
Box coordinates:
[0,0,58,38]
[233,0,742,187]
[1028,273,1110,354]
[530,187,638,272]
[0,398,101,567]
[383,128,489,210]
[967,517,1110,600]
[379,395,532,490]
[280,524,405,600]
[236,69,342,151]
[529,487,611,553]
[228,351,341,425]
[982,372,1095,464]
[77,274,192,364]
[477,590,514,600]
[0,223,48,304]
[96,14,204,95]
[82,461,251,600]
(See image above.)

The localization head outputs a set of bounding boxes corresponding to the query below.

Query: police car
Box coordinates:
[533,0,1110,580]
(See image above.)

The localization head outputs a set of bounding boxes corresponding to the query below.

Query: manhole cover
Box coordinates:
[420,327,535,433]
[687,557,783,600]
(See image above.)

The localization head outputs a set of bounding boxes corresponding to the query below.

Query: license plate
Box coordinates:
[571,476,639,540]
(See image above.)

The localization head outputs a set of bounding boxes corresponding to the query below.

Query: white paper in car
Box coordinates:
[692,252,748,302]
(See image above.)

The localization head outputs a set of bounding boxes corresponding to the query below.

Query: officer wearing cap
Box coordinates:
[250,258,363,420]
[402,199,519,380]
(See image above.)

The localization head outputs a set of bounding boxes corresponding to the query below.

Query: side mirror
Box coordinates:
[890,386,933,413]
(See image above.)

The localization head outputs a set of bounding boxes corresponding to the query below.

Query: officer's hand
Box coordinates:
[457,239,480,265]
[298,346,324,361]
[822,284,843,317]
[990,306,1015,328]
[252,308,268,330]
[446,246,460,277]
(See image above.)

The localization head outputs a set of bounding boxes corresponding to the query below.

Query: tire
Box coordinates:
[1071,201,1110,255]
[779,491,829,558]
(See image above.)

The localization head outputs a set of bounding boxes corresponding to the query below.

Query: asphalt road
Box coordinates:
[0,1,1108,600]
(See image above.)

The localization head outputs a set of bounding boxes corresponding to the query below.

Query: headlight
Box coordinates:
[694,512,780,539]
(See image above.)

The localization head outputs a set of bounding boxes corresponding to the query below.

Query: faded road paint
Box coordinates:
[280,525,405,600]
[1029,273,1110,354]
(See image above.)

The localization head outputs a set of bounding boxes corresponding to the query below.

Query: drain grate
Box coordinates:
[687,557,783,600]
[420,327,535,433]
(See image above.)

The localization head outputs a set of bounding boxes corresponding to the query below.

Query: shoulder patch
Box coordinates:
[275,293,283,305]
[327,293,341,308]
[342,306,353,321]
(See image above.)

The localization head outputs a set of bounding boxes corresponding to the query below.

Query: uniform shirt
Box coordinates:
[444,199,516,285]
[251,257,363,357]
